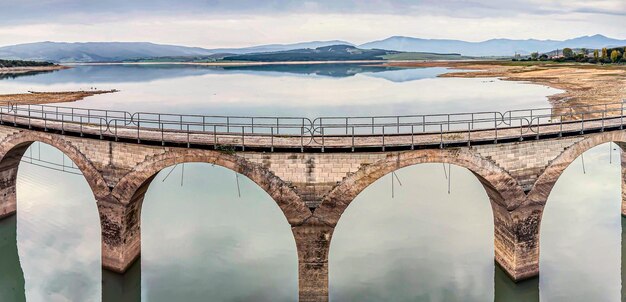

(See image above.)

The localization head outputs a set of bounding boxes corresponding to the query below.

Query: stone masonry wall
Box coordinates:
[473,137,584,191]
[241,152,388,207]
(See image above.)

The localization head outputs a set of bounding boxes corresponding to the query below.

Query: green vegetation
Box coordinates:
[0,59,55,68]
[513,46,625,64]
[382,52,468,60]
[222,45,398,62]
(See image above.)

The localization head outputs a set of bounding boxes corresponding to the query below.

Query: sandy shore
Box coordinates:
[0,90,118,106]
[384,61,626,108]
[0,65,69,75]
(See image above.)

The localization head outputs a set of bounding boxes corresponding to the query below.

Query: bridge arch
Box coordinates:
[112,149,312,225]
[529,131,626,205]
[314,148,526,226]
[0,131,109,218]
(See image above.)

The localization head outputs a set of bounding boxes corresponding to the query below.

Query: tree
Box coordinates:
[593,49,599,59]
[611,50,622,63]
[530,52,538,60]
[563,48,574,58]
[623,51,626,62]
[602,48,608,59]
[581,48,588,55]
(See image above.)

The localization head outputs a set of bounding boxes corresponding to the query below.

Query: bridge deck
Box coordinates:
[1,108,623,152]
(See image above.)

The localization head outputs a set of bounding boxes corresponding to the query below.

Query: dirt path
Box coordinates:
[384,61,626,108]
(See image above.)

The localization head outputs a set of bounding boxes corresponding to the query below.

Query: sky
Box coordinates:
[0,0,624,47]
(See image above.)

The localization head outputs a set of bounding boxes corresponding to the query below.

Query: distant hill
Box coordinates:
[208,40,354,55]
[0,41,215,63]
[0,40,355,63]
[359,34,626,56]
[222,45,398,62]
[1,35,624,62]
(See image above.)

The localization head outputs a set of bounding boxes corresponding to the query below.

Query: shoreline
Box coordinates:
[0,65,70,75]
[383,61,626,107]
[64,60,398,67]
[0,90,118,106]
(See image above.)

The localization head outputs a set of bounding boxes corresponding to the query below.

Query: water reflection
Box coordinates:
[0,64,559,117]
[17,143,101,302]
[494,265,539,302]
[140,163,298,302]
[102,260,141,302]
[329,164,494,302]
[0,215,26,302]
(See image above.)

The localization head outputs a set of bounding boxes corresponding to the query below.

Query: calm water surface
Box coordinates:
[0,64,622,301]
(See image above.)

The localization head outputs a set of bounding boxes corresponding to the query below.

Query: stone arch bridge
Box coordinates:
[0,101,625,301]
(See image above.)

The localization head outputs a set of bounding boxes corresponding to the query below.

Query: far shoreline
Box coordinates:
[0,65,69,75]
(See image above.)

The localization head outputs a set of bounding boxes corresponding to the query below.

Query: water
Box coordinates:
[0,64,622,301]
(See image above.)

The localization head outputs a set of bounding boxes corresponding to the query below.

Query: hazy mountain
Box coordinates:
[0,35,623,62]
[222,45,398,62]
[0,40,355,62]
[359,34,626,56]
[208,40,354,54]
[0,41,215,63]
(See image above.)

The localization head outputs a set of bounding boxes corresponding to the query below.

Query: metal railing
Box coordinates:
[0,100,623,151]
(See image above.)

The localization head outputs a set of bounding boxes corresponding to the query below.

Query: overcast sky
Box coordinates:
[0,0,624,47]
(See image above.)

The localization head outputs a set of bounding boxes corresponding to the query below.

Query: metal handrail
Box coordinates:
[0,99,624,151]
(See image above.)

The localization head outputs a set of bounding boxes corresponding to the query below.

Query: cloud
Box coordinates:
[0,0,624,47]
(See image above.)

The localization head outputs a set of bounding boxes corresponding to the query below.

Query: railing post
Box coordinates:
[137,118,140,143]
[397,116,400,133]
[241,126,245,151]
[383,125,385,152]
[301,127,304,153]
[214,125,217,149]
[494,114,498,144]
[187,124,190,148]
[619,101,624,130]
[351,126,355,152]
[161,123,165,146]
[115,120,118,141]
[536,119,540,140]
[581,113,584,134]
[80,116,83,136]
[411,125,414,150]
[467,122,471,146]
[321,127,324,153]
[559,116,563,137]
[271,127,275,152]
[439,124,443,149]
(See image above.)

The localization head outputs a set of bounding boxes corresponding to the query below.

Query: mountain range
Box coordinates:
[360,34,626,56]
[0,35,624,62]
